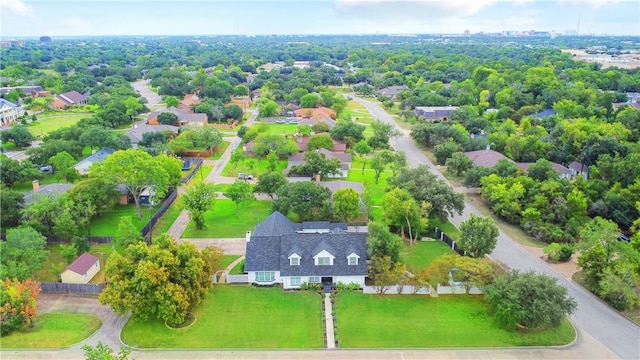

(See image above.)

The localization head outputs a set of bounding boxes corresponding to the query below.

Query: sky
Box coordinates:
[1,0,639,37]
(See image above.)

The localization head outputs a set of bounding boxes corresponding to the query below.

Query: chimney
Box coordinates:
[245,231,251,242]
[32,180,39,192]
[315,174,321,183]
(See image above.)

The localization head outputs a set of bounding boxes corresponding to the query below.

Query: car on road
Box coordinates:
[238,173,253,180]
[275,119,285,124]
[288,119,299,124]
[39,164,54,173]
[617,235,631,242]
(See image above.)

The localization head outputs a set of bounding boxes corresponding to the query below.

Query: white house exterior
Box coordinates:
[0,99,21,126]
[244,211,368,290]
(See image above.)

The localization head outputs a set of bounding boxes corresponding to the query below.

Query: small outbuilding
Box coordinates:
[60,253,100,284]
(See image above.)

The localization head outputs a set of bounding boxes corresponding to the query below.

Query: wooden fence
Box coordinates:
[430,227,465,256]
[180,158,204,185]
[40,282,106,294]
[141,189,178,241]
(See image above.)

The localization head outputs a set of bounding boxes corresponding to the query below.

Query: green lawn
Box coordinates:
[230,258,246,274]
[11,174,66,192]
[209,141,230,160]
[187,164,213,186]
[34,243,116,283]
[430,217,461,241]
[346,169,392,206]
[88,204,160,236]
[121,286,323,348]
[401,240,456,272]
[265,123,298,135]
[335,293,575,348]
[151,196,185,235]
[222,157,288,177]
[1,313,101,348]
[218,255,241,271]
[182,200,272,238]
[211,183,231,192]
[28,112,94,137]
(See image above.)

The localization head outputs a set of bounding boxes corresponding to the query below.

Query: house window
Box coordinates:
[83,273,88,279]
[349,256,358,265]
[95,262,99,268]
[290,257,299,266]
[309,276,320,283]
[317,257,331,265]
[291,277,301,286]
[255,271,275,282]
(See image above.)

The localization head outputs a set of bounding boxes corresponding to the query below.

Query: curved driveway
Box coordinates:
[349,95,639,359]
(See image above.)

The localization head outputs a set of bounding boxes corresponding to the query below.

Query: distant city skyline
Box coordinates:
[2,0,639,38]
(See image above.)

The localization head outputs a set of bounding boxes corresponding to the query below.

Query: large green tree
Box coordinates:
[90,149,171,218]
[382,188,423,245]
[224,181,254,215]
[0,226,48,281]
[48,151,77,182]
[99,235,220,327]
[459,214,499,258]
[1,125,35,147]
[485,270,577,330]
[332,188,360,224]
[273,181,332,221]
[253,171,287,199]
[367,222,402,264]
[183,182,217,229]
[288,151,342,179]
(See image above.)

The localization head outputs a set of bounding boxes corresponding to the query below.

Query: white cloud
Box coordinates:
[558,0,627,8]
[1,0,34,17]
[334,0,500,18]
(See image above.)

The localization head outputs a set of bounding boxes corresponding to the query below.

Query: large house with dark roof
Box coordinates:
[51,91,88,109]
[244,211,368,289]
[146,106,207,127]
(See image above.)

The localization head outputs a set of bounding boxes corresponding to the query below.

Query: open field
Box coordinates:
[28,112,94,137]
[563,49,640,69]
[335,293,575,348]
[182,200,272,238]
[1,313,101,348]
[121,285,323,348]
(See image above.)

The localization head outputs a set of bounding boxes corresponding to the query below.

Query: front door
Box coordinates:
[321,276,333,285]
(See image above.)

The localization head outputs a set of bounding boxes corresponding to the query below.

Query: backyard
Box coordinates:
[221,157,288,178]
[1,313,101,348]
[28,112,95,137]
[401,240,455,273]
[335,293,576,348]
[182,199,272,238]
[34,243,115,283]
[121,285,323,348]
[88,203,161,236]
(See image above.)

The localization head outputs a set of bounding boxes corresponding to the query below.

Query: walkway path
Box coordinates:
[324,294,336,349]
[219,255,245,283]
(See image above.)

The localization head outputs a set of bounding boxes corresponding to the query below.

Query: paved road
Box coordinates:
[349,95,640,360]
[131,79,162,111]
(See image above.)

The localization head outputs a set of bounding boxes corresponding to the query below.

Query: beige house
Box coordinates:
[61,253,100,284]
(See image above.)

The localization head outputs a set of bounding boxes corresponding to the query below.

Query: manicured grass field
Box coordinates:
[121,286,323,348]
[264,123,298,135]
[335,293,575,348]
[1,313,101,348]
[88,204,160,236]
[218,255,241,271]
[401,240,456,272]
[187,164,213,186]
[346,169,392,206]
[151,196,184,235]
[230,258,246,274]
[28,112,94,137]
[430,217,461,241]
[182,200,272,238]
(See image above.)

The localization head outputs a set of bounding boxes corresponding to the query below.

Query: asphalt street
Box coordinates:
[349,94,640,360]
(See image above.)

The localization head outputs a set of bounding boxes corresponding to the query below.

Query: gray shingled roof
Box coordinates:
[302,221,347,231]
[252,211,300,236]
[245,235,281,271]
[23,183,76,205]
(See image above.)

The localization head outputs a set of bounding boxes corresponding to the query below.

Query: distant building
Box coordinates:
[74,148,115,175]
[23,181,76,205]
[146,107,208,127]
[51,91,88,109]
[375,85,408,99]
[40,36,52,43]
[517,162,572,180]
[464,149,513,168]
[125,123,179,148]
[414,106,459,121]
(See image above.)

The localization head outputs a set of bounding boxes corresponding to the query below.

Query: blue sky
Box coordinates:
[1,0,639,37]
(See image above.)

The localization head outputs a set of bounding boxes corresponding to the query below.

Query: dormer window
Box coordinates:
[289,253,301,266]
[347,252,360,266]
[313,250,335,266]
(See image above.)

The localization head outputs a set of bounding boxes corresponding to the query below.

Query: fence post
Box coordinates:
[440,231,444,241]
[451,240,456,250]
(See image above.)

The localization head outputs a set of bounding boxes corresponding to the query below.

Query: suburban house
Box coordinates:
[74,148,115,175]
[23,180,76,205]
[532,109,557,119]
[178,93,201,113]
[51,91,88,109]
[60,253,100,284]
[244,211,368,289]
[569,161,589,180]
[287,148,351,178]
[0,86,49,98]
[146,107,208,127]
[294,106,337,121]
[297,136,347,152]
[414,106,459,121]
[318,180,364,195]
[375,85,408,99]
[0,98,22,126]
[464,149,513,168]
[116,184,156,206]
[125,123,179,148]
[517,162,572,180]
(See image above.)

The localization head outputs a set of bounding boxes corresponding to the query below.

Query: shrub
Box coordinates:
[543,242,574,262]
[336,281,361,291]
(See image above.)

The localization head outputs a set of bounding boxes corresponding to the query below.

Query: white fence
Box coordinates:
[362,284,483,295]
[226,274,249,283]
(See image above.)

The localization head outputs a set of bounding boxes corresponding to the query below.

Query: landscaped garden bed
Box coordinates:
[121,285,323,348]
[334,292,575,348]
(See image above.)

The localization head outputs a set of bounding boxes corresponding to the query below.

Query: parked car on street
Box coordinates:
[39,164,54,173]
[238,173,253,180]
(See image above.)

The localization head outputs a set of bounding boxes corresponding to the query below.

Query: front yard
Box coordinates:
[1,313,101,348]
[182,199,272,238]
[335,293,576,348]
[121,285,323,348]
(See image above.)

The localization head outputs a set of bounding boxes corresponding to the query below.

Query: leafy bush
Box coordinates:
[336,282,361,291]
[543,242,574,262]
[300,282,321,291]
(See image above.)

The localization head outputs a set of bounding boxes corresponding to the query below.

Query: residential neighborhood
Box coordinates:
[0,30,638,360]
